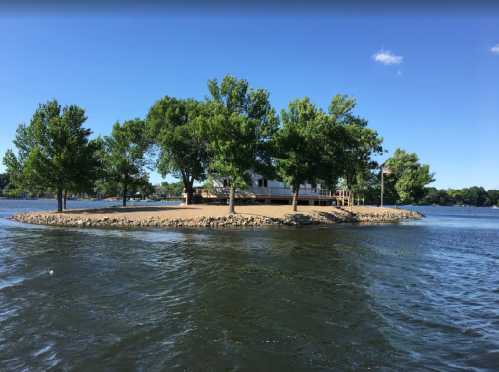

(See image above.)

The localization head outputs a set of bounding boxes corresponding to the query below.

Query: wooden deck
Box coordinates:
[190,187,355,205]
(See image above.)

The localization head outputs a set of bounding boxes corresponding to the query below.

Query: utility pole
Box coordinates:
[380,169,384,207]
[380,163,391,207]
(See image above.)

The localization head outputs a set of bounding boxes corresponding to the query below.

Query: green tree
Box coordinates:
[2,151,24,197]
[63,137,101,208]
[319,95,383,202]
[274,98,324,211]
[94,177,119,199]
[460,186,490,206]
[3,100,99,211]
[361,170,384,205]
[0,173,9,196]
[131,177,155,200]
[341,121,383,203]
[421,187,498,207]
[448,189,464,205]
[206,75,278,214]
[100,120,150,207]
[317,95,353,191]
[146,97,208,205]
[421,187,454,205]
[384,148,435,204]
[487,190,499,207]
[159,181,184,197]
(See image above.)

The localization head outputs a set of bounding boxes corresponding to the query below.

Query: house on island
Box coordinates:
[191,172,354,206]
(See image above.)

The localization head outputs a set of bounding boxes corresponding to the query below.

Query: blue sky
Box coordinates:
[1,14,498,189]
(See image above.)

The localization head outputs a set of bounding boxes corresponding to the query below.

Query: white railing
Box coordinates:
[250,186,326,196]
[204,186,332,198]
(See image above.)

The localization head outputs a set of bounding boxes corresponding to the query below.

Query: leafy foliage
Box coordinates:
[422,187,498,206]
[275,94,383,210]
[146,97,208,204]
[274,98,324,210]
[2,100,99,211]
[321,95,383,195]
[158,181,184,197]
[99,119,150,206]
[206,75,278,212]
[384,148,435,204]
[2,80,445,212]
[0,173,9,196]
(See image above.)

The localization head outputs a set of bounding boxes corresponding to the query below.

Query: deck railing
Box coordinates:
[196,186,334,198]
[191,186,358,205]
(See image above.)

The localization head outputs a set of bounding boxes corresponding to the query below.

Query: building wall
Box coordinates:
[213,172,326,197]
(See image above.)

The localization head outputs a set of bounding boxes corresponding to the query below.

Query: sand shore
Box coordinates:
[10,204,422,228]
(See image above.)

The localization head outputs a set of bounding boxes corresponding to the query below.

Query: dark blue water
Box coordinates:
[1,200,498,371]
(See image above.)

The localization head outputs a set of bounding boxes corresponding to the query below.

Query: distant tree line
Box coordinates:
[2,75,436,212]
[158,181,184,198]
[420,187,499,207]
[0,173,9,197]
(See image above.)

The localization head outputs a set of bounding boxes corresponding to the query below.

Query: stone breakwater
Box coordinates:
[10,206,422,229]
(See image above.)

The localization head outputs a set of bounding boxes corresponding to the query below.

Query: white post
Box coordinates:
[380,169,384,208]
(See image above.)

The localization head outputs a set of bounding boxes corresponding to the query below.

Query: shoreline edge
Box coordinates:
[10,205,423,229]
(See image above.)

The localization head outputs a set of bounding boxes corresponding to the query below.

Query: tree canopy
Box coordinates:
[320,95,383,199]
[274,95,383,210]
[3,100,99,211]
[422,186,498,207]
[99,119,150,207]
[146,97,208,204]
[0,173,9,196]
[2,77,444,212]
[274,97,324,211]
[384,148,434,204]
[206,75,278,213]
[158,181,184,198]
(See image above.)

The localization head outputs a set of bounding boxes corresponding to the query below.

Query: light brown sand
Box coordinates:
[14,204,420,225]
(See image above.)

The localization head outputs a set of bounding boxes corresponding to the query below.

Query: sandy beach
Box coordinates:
[11,204,422,228]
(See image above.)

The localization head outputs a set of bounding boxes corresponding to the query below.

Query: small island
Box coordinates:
[3,77,433,229]
[11,205,422,228]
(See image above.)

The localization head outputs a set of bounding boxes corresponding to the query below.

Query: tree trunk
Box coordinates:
[122,183,127,207]
[292,186,299,212]
[63,190,67,210]
[57,188,63,212]
[184,181,194,205]
[228,185,235,214]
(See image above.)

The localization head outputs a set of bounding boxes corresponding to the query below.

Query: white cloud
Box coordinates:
[491,44,499,54]
[373,50,403,65]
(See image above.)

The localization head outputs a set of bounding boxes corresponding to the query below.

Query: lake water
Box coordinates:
[1,200,498,371]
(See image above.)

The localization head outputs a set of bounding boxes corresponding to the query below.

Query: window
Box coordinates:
[258,178,268,187]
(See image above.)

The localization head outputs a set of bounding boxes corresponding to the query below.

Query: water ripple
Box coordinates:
[0,202,498,370]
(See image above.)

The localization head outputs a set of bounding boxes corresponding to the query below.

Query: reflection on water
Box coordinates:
[0,201,498,370]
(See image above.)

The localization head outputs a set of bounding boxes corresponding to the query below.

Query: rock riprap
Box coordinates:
[10,205,422,229]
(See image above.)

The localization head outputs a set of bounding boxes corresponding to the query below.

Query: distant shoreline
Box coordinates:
[0,197,182,201]
[2,196,497,208]
[10,205,422,229]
